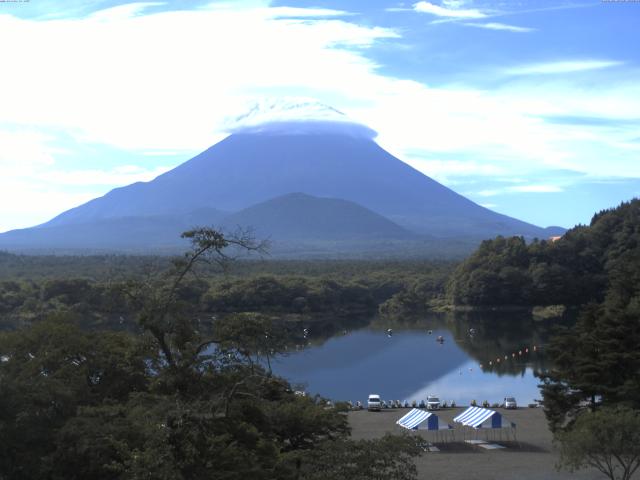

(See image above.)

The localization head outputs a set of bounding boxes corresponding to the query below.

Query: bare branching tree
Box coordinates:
[123,227,268,373]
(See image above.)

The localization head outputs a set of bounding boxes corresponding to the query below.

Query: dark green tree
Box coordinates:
[294,434,421,480]
[0,316,150,480]
[556,406,640,480]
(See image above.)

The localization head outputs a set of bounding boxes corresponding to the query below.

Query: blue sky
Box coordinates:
[1,0,639,232]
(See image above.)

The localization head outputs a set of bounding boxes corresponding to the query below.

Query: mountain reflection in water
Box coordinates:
[271,312,563,405]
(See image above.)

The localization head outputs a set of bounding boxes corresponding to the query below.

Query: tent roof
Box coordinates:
[453,406,497,428]
[396,409,433,430]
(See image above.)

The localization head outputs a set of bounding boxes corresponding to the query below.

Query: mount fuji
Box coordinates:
[0,105,563,256]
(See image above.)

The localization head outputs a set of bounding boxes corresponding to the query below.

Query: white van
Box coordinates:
[427,396,441,410]
[367,394,381,411]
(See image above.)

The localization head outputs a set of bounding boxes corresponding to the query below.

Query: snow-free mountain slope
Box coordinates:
[42,122,551,238]
[0,119,561,254]
[221,193,413,240]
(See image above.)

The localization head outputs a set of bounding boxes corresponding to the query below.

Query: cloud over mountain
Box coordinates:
[225,99,377,139]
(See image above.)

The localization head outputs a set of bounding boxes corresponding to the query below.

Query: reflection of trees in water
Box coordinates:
[271,310,577,380]
[297,314,372,347]
[251,313,373,352]
[372,311,575,377]
[448,311,551,377]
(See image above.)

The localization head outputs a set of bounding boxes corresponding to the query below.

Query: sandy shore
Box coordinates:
[348,407,611,480]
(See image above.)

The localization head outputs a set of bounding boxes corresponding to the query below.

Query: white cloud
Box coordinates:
[41,165,172,187]
[88,2,163,21]
[397,157,506,183]
[474,185,563,198]
[476,189,501,197]
[385,7,413,12]
[413,1,487,18]
[506,60,624,75]
[0,7,399,152]
[143,151,183,156]
[266,7,353,18]
[227,98,347,129]
[464,22,534,33]
[442,0,470,8]
[0,130,58,171]
[508,184,563,193]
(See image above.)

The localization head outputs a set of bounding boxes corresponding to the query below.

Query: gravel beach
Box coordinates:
[348,407,613,480]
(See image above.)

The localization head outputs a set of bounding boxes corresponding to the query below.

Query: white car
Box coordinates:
[427,396,441,410]
[367,394,382,411]
[504,396,517,409]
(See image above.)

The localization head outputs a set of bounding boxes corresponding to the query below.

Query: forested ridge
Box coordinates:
[447,199,640,307]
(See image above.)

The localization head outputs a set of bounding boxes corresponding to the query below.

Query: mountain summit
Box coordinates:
[0,116,559,255]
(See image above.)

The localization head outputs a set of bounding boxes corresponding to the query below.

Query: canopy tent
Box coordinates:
[453,407,516,442]
[397,409,437,430]
[396,409,454,442]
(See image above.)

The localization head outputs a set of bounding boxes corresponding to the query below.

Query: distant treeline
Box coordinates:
[447,199,640,307]
[0,257,454,331]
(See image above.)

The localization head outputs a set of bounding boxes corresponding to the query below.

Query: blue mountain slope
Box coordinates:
[41,122,553,238]
[221,193,413,240]
[0,121,563,253]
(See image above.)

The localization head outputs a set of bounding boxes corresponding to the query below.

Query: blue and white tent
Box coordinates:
[397,409,438,430]
[396,409,454,442]
[453,407,516,441]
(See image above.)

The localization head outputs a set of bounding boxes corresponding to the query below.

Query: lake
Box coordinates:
[271,312,560,406]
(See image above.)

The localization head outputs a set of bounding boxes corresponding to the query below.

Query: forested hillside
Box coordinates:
[447,199,640,307]
[534,200,640,448]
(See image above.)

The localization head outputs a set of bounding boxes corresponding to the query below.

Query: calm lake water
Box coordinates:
[271,313,559,406]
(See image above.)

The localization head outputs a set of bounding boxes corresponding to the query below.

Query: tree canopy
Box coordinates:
[556,406,640,480]
[0,228,421,480]
[447,199,640,307]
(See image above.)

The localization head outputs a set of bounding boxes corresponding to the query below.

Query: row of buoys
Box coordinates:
[377,328,540,371]
[480,345,538,368]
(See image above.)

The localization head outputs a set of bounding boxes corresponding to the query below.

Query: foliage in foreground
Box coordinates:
[556,406,640,480]
[296,434,421,480]
[0,228,421,480]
